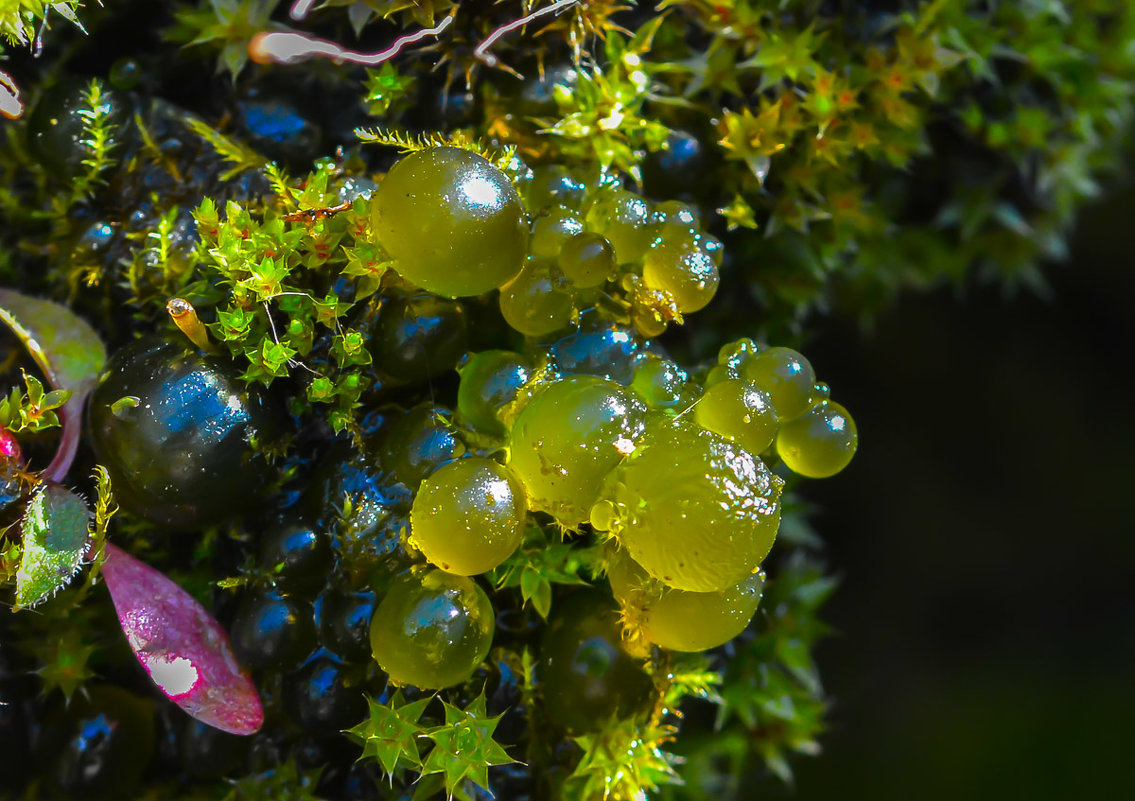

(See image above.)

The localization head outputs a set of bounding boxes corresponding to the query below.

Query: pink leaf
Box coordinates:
[101,543,263,735]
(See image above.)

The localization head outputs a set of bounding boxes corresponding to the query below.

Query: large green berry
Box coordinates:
[87,339,283,529]
[410,457,527,575]
[776,400,858,478]
[592,415,782,592]
[608,548,764,652]
[369,569,495,689]
[371,146,527,297]
[508,376,646,527]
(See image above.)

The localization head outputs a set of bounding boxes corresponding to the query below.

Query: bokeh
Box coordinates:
[776,167,1135,799]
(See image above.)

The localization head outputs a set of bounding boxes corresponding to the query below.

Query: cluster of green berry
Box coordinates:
[372,143,724,341]
[356,146,858,688]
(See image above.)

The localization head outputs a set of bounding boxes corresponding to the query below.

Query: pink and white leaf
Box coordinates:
[101,543,263,735]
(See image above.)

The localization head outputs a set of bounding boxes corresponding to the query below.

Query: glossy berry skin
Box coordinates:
[380,404,463,490]
[88,339,283,529]
[558,232,616,289]
[524,164,586,210]
[410,457,527,575]
[593,415,782,593]
[286,658,367,736]
[369,569,495,689]
[537,593,653,733]
[371,147,528,298]
[372,294,469,383]
[40,686,155,801]
[776,400,858,478]
[641,232,720,313]
[585,190,653,264]
[320,591,378,663]
[741,346,817,421]
[608,549,764,652]
[530,205,584,258]
[508,376,647,528]
[230,591,317,671]
[548,319,639,385]
[694,378,779,456]
[630,356,686,409]
[456,350,533,436]
[499,258,577,338]
[257,521,333,596]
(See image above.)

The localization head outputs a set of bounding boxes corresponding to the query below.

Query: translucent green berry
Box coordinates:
[558,232,616,289]
[410,457,527,575]
[776,400,858,478]
[371,147,527,298]
[585,190,654,264]
[537,592,653,733]
[694,378,778,455]
[608,548,764,652]
[593,415,782,592]
[641,232,720,313]
[499,259,576,337]
[630,356,686,409]
[740,346,817,421]
[508,376,646,527]
[369,569,494,689]
[530,205,584,258]
[456,350,533,436]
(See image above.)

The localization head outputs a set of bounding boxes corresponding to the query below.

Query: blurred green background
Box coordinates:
[769,167,1135,798]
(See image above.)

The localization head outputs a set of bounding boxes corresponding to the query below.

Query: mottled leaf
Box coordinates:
[0,289,107,481]
[101,543,263,735]
[14,483,92,609]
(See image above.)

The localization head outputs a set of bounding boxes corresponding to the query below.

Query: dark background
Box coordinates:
[770,169,1135,797]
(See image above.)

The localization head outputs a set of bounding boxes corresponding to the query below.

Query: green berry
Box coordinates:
[371,147,527,297]
[524,164,586,210]
[499,258,576,338]
[776,400,858,478]
[508,376,646,527]
[608,548,764,652]
[530,205,584,258]
[741,346,817,421]
[694,378,779,455]
[641,232,720,313]
[593,415,782,592]
[558,232,615,289]
[537,592,653,733]
[585,189,654,264]
[630,356,686,409]
[456,350,533,436]
[410,457,527,575]
[369,569,495,689]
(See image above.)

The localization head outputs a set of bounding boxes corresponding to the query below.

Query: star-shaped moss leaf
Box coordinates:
[420,693,514,798]
[346,690,432,777]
